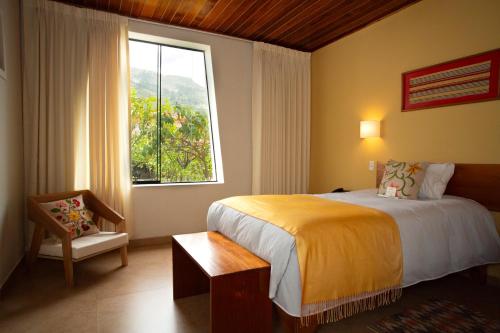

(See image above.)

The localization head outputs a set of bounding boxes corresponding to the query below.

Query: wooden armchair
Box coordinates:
[27,190,129,287]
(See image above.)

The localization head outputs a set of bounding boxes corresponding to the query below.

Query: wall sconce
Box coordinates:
[360,120,380,138]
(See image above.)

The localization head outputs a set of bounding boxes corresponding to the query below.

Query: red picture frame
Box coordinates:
[402,49,500,111]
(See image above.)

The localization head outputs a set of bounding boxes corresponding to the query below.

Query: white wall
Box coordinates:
[0,0,24,287]
[129,21,253,239]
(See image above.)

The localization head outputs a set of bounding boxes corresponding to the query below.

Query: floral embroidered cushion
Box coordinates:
[40,195,99,239]
[377,160,428,200]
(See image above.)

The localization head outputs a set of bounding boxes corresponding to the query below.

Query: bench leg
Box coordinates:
[210,268,272,333]
[120,246,128,267]
[172,238,209,299]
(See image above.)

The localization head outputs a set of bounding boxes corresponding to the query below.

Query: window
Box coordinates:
[129,37,222,185]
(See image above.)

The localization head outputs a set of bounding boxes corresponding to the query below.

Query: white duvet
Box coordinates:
[207,189,500,317]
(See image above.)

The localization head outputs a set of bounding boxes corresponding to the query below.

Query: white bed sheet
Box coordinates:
[207,189,500,317]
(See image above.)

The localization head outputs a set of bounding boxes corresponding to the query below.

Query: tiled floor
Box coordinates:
[0,244,499,333]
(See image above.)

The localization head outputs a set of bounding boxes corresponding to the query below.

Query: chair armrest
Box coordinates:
[83,191,125,225]
[27,197,70,238]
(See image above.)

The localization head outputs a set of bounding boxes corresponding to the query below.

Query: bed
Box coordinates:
[207,162,500,329]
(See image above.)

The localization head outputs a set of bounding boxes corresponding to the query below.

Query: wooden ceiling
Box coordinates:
[55,0,420,52]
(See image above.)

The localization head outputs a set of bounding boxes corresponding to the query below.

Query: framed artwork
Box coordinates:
[402,49,500,111]
[0,10,5,80]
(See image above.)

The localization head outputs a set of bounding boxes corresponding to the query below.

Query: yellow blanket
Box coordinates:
[218,194,403,322]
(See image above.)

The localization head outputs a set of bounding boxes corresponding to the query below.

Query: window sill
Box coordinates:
[132,181,224,188]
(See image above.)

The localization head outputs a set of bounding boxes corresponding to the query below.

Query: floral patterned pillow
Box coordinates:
[377,160,428,200]
[40,195,99,239]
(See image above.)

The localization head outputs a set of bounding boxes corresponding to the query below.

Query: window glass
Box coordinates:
[129,39,217,184]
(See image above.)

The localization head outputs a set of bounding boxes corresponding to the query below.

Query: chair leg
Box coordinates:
[120,245,128,267]
[62,236,74,288]
[27,224,45,269]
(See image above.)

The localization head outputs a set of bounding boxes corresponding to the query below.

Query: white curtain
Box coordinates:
[252,42,311,195]
[22,0,132,239]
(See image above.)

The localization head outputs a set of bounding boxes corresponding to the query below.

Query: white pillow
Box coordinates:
[418,163,455,200]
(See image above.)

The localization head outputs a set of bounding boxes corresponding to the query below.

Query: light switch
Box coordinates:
[369,160,375,171]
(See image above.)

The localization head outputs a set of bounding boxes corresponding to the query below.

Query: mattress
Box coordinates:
[207,189,500,317]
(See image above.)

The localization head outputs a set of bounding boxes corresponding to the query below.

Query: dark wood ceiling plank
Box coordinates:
[188,0,219,27]
[269,0,348,42]
[94,0,104,10]
[283,0,377,45]
[240,0,307,38]
[86,0,98,9]
[54,0,421,51]
[226,0,284,36]
[155,0,179,22]
[198,0,234,30]
[116,0,134,16]
[130,0,147,17]
[213,0,259,33]
[103,0,112,11]
[297,0,402,46]
[168,0,195,25]
[178,0,208,26]
[150,0,171,20]
[139,0,160,18]
[93,0,99,7]
[250,0,327,40]
[167,0,184,24]
[127,0,138,17]
[105,0,120,11]
[306,0,416,50]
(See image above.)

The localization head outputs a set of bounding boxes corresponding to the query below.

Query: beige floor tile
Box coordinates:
[0,291,97,333]
[97,288,209,333]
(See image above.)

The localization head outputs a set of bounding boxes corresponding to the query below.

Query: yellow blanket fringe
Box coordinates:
[300,287,402,327]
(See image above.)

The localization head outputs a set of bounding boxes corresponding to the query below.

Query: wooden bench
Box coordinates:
[172,231,272,333]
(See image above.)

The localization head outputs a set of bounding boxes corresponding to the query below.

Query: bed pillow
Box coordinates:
[40,194,99,239]
[377,160,428,200]
[418,163,455,200]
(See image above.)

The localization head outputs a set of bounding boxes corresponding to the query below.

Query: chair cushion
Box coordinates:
[40,194,99,239]
[39,232,128,260]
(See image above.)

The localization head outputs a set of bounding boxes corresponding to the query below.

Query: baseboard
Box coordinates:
[129,235,172,248]
[0,254,25,298]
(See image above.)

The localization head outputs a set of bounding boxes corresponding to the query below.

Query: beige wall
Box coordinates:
[310,0,500,194]
[0,0,24,287]
[128,21,253,239]
[310,0,500,278]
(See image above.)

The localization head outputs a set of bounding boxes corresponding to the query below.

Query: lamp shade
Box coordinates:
[360,120,380,138]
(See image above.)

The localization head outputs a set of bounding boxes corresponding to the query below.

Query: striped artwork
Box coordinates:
[402,49,500,111]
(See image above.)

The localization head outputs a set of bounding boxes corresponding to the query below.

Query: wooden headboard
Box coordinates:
[376,162,500,212]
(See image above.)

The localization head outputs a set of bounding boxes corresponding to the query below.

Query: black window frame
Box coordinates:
[129,38,219,185]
